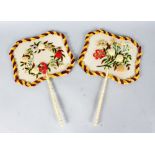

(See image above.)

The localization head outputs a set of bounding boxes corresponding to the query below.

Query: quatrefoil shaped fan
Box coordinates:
[9,31,75,87]
[78,29,142,126]
[9,31,75,127]
[78,29,142,84]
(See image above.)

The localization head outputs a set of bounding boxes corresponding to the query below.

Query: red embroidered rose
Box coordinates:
[93,49,105,60]
[55,50,63,59]
[39,62,48,74]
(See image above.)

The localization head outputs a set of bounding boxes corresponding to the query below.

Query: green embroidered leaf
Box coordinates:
[37,41,41,46]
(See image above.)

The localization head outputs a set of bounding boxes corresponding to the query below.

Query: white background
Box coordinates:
[0,21,154,133]
[0,0,155,154]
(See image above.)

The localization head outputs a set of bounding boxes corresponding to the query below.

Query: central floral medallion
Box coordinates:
[20,41,65,78]
[93,39,132,72]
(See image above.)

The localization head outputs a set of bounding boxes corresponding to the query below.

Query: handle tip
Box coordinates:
[93,121,99,127]
[59,120,64,128]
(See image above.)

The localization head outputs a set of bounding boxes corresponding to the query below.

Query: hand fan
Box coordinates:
[9,31,75,127]
[78,29,142,126]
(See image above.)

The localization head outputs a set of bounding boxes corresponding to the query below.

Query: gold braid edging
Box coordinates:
[9,31,75,87]
[78,29,142,84]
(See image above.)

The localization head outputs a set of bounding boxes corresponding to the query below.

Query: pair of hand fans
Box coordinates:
[9,29,142,127]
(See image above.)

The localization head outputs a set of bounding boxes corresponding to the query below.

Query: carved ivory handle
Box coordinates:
[46,74,64,127]
[93,70,109,126]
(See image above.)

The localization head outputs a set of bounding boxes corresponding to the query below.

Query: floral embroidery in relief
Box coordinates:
[93,39,132,72]
[20,41,65,77]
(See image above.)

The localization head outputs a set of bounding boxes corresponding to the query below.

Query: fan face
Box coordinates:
[9,31,75,87]
[78,29,142,84]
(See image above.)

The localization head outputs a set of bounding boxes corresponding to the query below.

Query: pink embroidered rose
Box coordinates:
[39,62,48,74]
[55,50,63,59]
[93,49,105,60]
